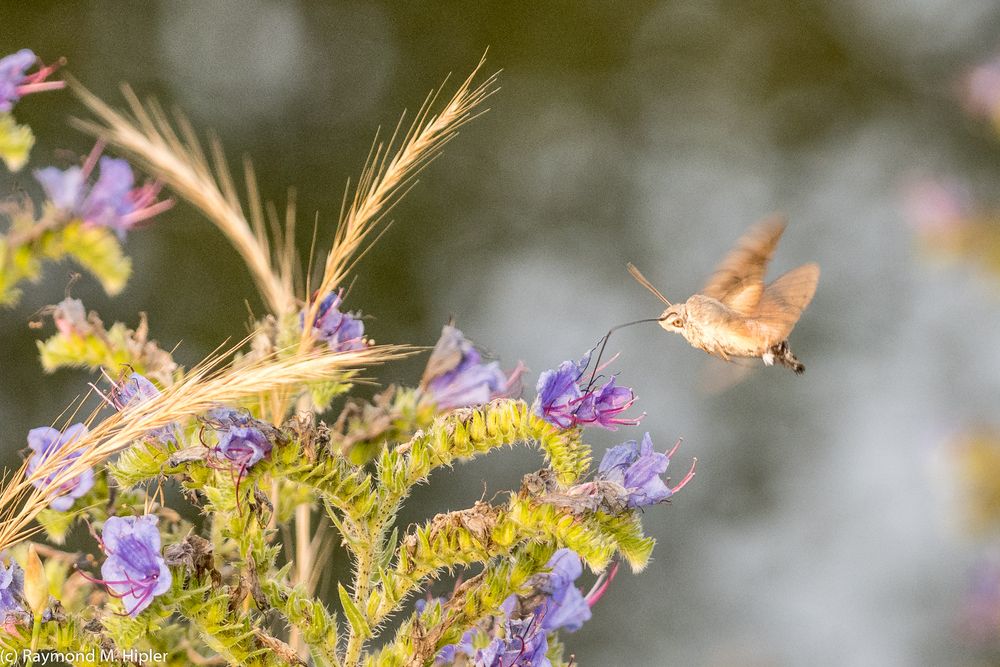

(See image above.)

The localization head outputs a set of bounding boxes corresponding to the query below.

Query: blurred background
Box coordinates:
[5,1,1000,665]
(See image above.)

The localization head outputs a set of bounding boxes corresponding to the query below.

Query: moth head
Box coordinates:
[659,304,686,331]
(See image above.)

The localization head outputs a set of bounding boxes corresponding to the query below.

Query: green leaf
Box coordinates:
[0,112,34,171]
[35,508,77,544]
[53,222,131,296]
[338,582,372,639]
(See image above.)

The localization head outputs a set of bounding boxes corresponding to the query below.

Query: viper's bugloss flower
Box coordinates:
[306,291,366,352]
[0,561,28,630]
[98,515,171,617]
[534,354,641,430]
[109,372,178,445]
[26,423,94,511]
[0,49,64,112]
[536,548,591,632]
[477,616,549,667]
[35,153,172,237]
[421,324,523,410]
[207,408,273,473]
[597,432,695,508]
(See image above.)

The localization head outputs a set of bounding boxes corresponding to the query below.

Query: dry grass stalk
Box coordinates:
[300,56,499,342]
[68,80,295,316]
[0,342,410,554]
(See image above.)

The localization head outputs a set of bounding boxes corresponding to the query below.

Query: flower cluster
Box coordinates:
[34,149,172,237]
[0,49,63,113]
[95,515,171,617]
[26,423,94,511]
[431,549,610,666]
[421,324,523,410]
[534,353,641,430]
[305,291,366,352]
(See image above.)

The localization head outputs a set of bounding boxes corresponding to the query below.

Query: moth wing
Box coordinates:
[701,215,787,315]
[419,324,464,389]
[699,356,758,394]
[755,262,820,340]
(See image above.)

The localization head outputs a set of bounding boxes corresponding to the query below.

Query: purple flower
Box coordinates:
[0,50,63,113]
[98,515,171,617]
[0,561,28,630]
[0,50,37,112]
[208,408,273,473]
[26,424,94,511]
[476,617,549,667]
[109,372,179,445]
[534,354,641,430]
[34,165,84,211]
[536,549,591,633]
[81,157,136,229]
[306,292,366,352]
[421,325,523,410]
[597,433,695,508]
[34,153,172,237]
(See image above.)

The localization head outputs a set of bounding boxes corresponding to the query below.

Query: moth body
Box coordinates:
[630,216,818,374]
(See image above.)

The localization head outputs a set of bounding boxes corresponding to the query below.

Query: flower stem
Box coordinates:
[27,614,41,667]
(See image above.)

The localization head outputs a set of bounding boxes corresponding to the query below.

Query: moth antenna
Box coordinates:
[627,262,672,306]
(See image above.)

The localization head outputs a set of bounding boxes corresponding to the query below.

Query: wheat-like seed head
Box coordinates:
[300,56,499,344]
[0,342,411,554]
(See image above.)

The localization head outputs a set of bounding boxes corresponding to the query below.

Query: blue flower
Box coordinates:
[307,292,366,352]
[34,165,84,211]
[26,423,94,511]
[534,354,641,430]
[476,617,549,667]
[597,433,695,508]
[422,325,522,410]
[208,408,273,473]
[0,561,28,630]
[536,548,591,633]
[0,49,63,113]
[35,154,171,237]
[110,372,179,445]
[98,515,171,617]
[80,157,135,230]
[0,50,37,112]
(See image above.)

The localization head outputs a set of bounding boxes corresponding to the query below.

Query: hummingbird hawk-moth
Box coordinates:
[628,216,819,373]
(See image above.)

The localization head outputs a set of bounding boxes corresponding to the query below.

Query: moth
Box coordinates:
[628,216,819,373]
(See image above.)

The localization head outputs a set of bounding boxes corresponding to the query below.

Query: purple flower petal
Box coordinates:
[100,515,171,617]
[80,157,136,233]
[26,423,93,511]
[34,152,169,237]
[306,292,367,352]
[423,325,518,410]
[0,560,27,629]
[534,354,640,431]
[597,433,679,508]
[209,408,274,472]
[34,166,85,211]
[110,373,179,444]
[0,50,35,112]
